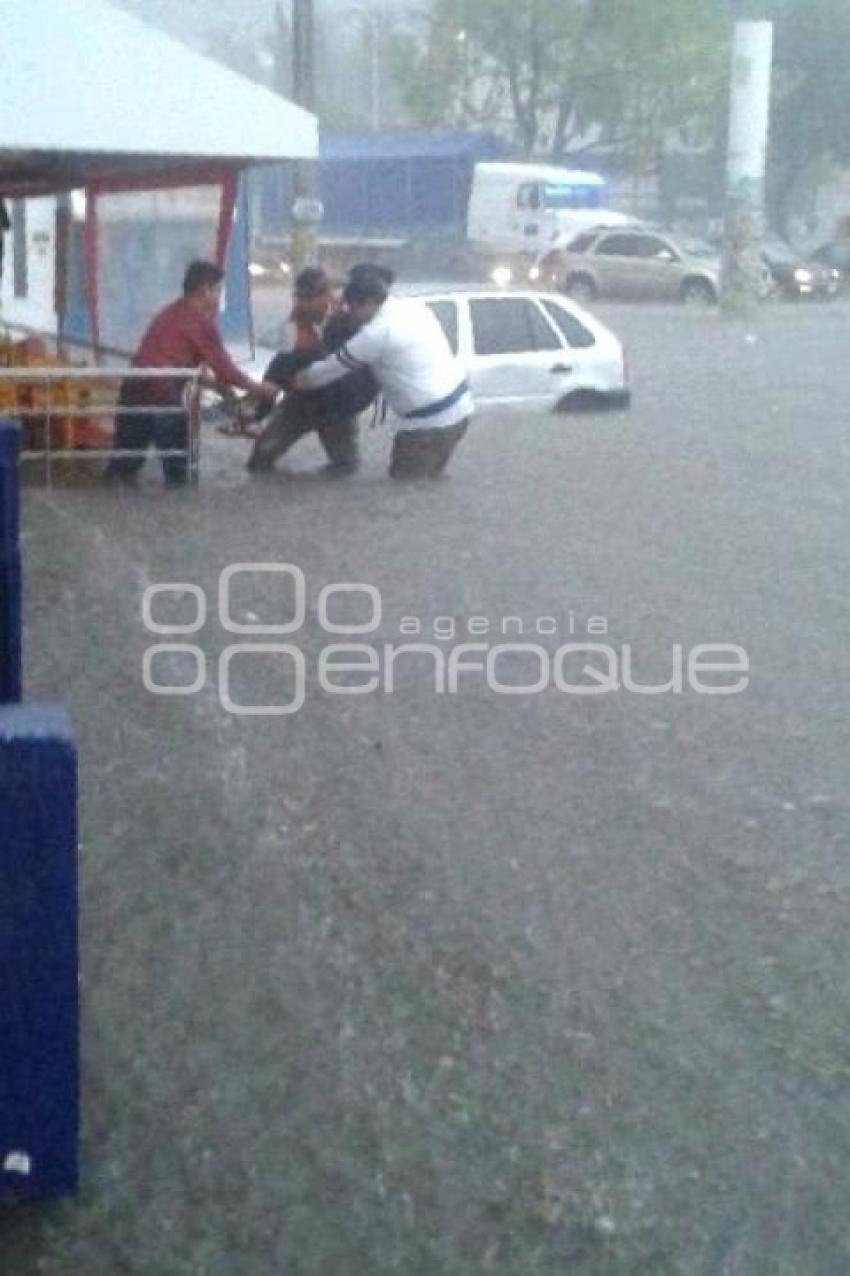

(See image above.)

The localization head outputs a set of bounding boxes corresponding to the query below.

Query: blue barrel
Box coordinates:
[0,420,78,1198]
[0,705,78,1197]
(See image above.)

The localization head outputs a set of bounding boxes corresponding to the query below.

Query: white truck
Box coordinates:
[465,162,638,283]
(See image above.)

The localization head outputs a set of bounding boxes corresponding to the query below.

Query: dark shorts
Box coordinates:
[105,385,188,485]
[248,395,360,473]
[389,419,469,480]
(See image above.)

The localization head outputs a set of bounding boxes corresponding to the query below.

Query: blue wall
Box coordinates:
[253,130,514,238]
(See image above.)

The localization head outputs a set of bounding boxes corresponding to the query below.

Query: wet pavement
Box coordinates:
[4,301,850,1274]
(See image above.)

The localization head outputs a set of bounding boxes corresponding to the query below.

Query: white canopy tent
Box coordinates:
[0,0,317,351]
[0,0,317,197]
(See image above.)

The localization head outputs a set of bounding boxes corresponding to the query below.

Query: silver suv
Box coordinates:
[535,228,721,305]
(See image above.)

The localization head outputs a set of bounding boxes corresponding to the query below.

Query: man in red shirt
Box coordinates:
[104,260,278,486]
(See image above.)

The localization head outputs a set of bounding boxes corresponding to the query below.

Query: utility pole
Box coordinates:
[368,10,380,132]
[721,17,774,313]
[291,0,322,272]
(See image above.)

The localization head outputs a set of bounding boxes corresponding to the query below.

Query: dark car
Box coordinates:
[810,239,850,287]
[762,239,840,300]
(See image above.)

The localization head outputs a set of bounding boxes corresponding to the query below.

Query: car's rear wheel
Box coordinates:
[563,274,597,304]
[681,277,717,307]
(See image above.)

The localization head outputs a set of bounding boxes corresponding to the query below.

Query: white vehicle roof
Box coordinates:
[474,163,606,187]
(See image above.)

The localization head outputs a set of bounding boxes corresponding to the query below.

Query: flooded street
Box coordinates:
[5,301,850,1274]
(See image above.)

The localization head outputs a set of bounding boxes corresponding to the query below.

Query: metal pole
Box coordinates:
[369,9,380,131]
[291,0,320,272]
[721,19,774,313]
[43,372,52,488]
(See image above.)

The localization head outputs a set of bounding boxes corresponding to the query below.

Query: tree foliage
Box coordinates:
[588,0,728,170]
[388,0,728,172]
[765,0,850,229]
[386,0,602,153]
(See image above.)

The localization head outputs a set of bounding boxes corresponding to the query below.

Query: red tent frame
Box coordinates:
[81,164,239,355]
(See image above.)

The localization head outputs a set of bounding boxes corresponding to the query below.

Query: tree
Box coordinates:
[764,0,850,233]
[385,0,500,133]
[388,0,727,179]
[387,0,597,152]
[587,0,729,188]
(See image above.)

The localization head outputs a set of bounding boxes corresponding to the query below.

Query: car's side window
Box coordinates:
[595,234,640,257]
[425,300,459,355]
[470,298,560,355]
[525,301,563,351]
[517,183,541,211]
[567,231,598,254]
[540,299,596,349]
[639,236,677,261]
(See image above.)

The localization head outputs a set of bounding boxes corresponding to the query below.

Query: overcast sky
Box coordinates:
[114,0,409,46]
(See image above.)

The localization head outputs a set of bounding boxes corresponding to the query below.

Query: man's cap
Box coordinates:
[348,262,395,287]
[294,266,334,299]
[343,272,389,307]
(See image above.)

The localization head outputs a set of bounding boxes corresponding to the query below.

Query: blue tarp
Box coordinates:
[318,131,513,162]
[253,130,514,238]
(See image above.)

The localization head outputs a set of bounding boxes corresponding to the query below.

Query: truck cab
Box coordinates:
[467,162,632,259]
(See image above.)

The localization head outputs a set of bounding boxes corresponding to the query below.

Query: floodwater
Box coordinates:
[5,301,850,1274]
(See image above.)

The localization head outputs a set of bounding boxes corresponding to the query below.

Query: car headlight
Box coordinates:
[490,265,512,288]
[248,262,268,278]
[793,268,813,284]
[528,265,541,282]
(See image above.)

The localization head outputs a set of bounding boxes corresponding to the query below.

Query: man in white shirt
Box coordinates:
[294,269,472,479]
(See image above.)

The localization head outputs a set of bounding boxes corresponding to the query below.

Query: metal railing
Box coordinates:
[0,366,203,485]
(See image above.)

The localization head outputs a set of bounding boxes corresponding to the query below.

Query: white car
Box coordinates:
[239,285,630,415]
[410,284,630,413]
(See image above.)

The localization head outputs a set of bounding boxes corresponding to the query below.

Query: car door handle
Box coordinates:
[550,363,573,374]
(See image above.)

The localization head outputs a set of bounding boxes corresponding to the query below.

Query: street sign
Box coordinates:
[291,197,324,225]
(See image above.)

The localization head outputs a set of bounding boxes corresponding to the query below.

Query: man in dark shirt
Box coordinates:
[104,259,278,486]
[247,266,364,475]
[247,265,386,476]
